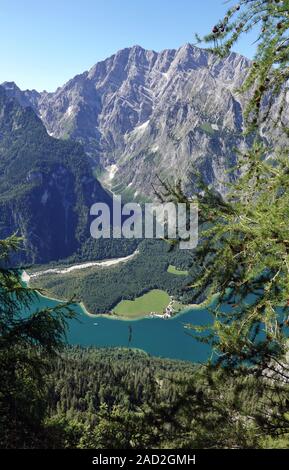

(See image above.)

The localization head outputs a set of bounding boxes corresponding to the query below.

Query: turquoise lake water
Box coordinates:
[33,295,212,363]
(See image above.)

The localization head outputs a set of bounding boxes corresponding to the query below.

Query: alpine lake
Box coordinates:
[30,293,213,363]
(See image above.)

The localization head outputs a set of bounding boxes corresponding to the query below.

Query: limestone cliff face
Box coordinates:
[0,86,112,264]
[3,44,252,198]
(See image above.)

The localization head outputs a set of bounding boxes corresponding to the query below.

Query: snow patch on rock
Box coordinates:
[107,164,118,181]
[66,105,75,117]
[132,120,150,135]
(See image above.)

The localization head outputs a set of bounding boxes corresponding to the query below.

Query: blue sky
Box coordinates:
[0,0,258,92]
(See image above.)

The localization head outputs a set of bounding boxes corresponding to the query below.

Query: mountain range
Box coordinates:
[1,43,266,264]
[2,44,251,200]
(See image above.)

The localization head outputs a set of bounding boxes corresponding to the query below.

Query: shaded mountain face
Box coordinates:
[0,86,112,264]
[2,44,251,199]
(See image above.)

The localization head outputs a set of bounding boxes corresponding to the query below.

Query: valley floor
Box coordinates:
[27,240,195,319]
[26,249,139,280]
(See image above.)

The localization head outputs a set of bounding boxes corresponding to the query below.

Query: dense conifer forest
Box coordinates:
[3,0,289,452]
[31,240,197,314]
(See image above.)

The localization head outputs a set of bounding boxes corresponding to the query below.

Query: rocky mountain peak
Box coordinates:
[1,44,253,198]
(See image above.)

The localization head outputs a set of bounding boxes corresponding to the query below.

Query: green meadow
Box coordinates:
[167,265,189,276]
[113,289,171,319]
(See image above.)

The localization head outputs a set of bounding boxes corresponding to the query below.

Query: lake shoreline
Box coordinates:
[22,267,215,323]
[38,292,208,323]
[32,288,203,323]
[21,273,212,363]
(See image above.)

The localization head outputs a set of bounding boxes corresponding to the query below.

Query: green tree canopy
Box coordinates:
[198,0,289,132]
[0,235,75,448]
[166,0,289,369]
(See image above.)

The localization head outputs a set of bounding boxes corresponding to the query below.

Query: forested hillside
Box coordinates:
[31,240,197,314]
[31,347,289,449]
[0,86,113,264]
[1,235,289,450]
